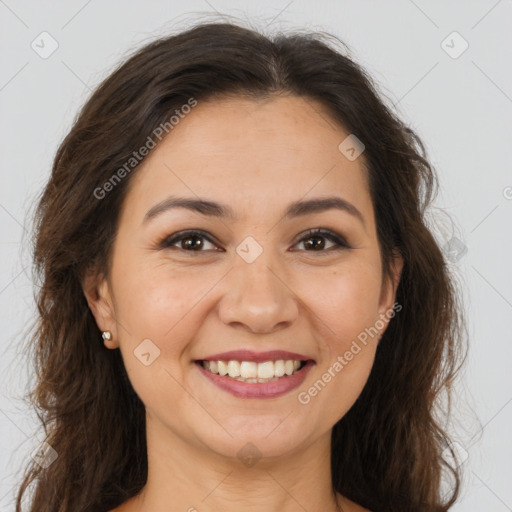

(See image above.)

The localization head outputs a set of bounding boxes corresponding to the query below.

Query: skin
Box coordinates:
[83,95,403,512]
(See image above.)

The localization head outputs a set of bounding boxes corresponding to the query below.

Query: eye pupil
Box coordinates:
[305,236,325,250]
[183,236,203,250]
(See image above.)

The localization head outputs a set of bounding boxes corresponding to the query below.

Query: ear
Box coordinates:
[82,268,119,349]
[377,249,404,335]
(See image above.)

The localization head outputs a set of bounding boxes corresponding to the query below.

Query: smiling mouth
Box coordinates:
[197,359,308,383]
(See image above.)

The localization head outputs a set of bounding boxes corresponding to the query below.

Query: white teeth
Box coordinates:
[258,361,275,379]
[217,361,228,376]
[234,377,280,383]
[201,359,305,381]
[240,361,258,379]
[274,360,285,377]
[227,361,241,378]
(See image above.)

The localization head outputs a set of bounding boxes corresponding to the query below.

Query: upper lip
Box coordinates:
[197,350,314,363]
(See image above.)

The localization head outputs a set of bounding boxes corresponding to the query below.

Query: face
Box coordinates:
[85,95,402,463]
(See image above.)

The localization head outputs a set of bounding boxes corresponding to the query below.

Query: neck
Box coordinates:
[130,413,343,512]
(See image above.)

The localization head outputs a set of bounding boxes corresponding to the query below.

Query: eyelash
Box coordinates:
[159,228,351,254]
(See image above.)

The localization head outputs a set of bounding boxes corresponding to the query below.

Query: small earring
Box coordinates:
[102,331,112,342]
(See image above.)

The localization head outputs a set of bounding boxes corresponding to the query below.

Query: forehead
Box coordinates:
[120,95,373,227]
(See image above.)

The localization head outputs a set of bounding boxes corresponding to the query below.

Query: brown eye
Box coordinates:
[293,229,350,252]
[159,228,350,254]
[160,230,219,251]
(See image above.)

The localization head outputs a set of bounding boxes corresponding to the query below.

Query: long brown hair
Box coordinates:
[16,20,467,512]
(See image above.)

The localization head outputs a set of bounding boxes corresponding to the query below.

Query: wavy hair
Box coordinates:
[15,20,467,512]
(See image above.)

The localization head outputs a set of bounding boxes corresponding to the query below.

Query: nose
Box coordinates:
[218,252,299,335]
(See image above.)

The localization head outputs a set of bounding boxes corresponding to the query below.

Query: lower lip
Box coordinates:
[196,360,315,399]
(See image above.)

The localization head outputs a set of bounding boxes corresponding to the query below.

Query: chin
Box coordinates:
[197,416,313,461]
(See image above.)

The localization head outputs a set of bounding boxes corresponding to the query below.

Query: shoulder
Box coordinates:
[348,502,372,512]
[351,504,372,512]
[337,493,372,512]
[108,502,128,512]
[107,495,140,512]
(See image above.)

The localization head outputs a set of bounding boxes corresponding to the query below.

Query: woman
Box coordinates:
[16,20,466,512]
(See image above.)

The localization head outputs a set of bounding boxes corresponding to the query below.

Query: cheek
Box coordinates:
[112,267,204,410]
[305,260,383,350]
[294,261,382,415]
[111,250,202,335]
[111,258,222,383]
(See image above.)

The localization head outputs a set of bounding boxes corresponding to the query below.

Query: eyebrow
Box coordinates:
[143,195,365,227]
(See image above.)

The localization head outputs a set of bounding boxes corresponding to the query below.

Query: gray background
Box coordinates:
[1,0,511,510]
